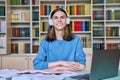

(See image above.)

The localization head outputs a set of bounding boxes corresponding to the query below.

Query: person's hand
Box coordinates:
[57,61,85,71]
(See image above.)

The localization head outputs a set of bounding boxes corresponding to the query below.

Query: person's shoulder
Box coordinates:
[72,35,80,40]
[40,37,48,44]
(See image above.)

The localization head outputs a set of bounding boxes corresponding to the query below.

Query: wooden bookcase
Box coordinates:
[1,0,119,54]
[0,0,11,54]
[92,0,120,50]
[5,0,93,54]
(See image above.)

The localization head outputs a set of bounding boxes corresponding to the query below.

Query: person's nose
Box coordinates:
[58,18,62,22]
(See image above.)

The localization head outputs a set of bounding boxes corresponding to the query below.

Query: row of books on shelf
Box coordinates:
[107,43,120,49]
[40,21,91,32]
[106,27,120,37]
[93,43,120,50]
[0,6,5,16]
[106,10,120,20]
[93,43,104,50]
[106,0,120,3]
[32,28,39,37]
[11,43,39,54]
[93,10,104,20]
[40,4,91,15]
[32,0,39,5]
[93,27,104,36]
[11,11,30,22]
[0,21,6,33]
[0,34,6,48]
[81,37,91,48]
[93,0,120,4]
[11,43,120,53]
[10,0,30,5]
[40,4,65,16]
[93,0,104,4]
[12,28,30,37]
[66,4,91,15]
[11,43,30,54]
[71,21,91,31]
[93,10,120,20]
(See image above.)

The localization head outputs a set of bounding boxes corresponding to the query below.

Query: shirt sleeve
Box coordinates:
[33,39,48,70]
[75,37,86,65]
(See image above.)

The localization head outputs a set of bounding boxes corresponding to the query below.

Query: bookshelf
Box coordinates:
[0,0,119,54]
[0,0,11,54]
[105,0,120,49]
[92,0,120,50]
[10,0,31,54]
[32,0,39,54]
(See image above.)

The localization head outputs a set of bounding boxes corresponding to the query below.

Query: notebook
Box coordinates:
[70,49,120,80]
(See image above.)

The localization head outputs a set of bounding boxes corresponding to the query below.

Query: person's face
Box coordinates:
[52,11,67,31]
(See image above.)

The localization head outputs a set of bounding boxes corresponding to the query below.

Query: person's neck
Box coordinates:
[55,30,64,40]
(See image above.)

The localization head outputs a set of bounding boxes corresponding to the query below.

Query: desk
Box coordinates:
[1,70,120,80]
[64,70,120,80]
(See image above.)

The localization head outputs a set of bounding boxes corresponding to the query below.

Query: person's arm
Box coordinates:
[74,37,86,70]
[33,39,48,70]
[48,61,85,71]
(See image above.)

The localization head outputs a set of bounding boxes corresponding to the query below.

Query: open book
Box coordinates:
[18,69,65,75]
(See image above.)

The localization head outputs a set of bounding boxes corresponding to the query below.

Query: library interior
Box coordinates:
[0,0,120,80]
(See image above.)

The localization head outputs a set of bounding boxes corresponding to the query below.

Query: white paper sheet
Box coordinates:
[0,69,19,78]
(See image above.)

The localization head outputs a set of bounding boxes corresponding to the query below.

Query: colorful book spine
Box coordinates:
[93,43,104,50]
[12,28,30,37]
[0,6,5,16]
[11,43,30,54]
[71,21,91,32]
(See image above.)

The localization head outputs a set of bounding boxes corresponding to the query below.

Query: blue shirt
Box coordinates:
[33,36,86,70]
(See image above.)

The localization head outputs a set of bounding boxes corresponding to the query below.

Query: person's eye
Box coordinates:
[53,16,58,20]
[61,16,65,19]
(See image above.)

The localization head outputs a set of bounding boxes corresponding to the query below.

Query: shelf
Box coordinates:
[11,37,30,40]
[72,31,91,34]
[93,37,105,38]
[10,5,30,7]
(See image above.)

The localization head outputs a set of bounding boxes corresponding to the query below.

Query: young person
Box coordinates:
[33,8,86,71]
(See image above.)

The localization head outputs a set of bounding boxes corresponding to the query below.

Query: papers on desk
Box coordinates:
[0,69,80,80]
[17,69,63,75]
[0,69,19,78]
[15,70,79,80]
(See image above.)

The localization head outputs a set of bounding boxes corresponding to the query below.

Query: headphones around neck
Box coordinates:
[48,8,70,26]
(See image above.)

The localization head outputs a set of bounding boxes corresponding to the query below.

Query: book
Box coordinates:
[74,21,82,31]
[33,45,39,53]
[114,10,120,20]
[93,43,104,50]
[0,6,5,16]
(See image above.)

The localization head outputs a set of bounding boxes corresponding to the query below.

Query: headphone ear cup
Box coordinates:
[49,19,53,26]
[66,18,70,24]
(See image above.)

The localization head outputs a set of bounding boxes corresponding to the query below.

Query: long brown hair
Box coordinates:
[46,8,73,42]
